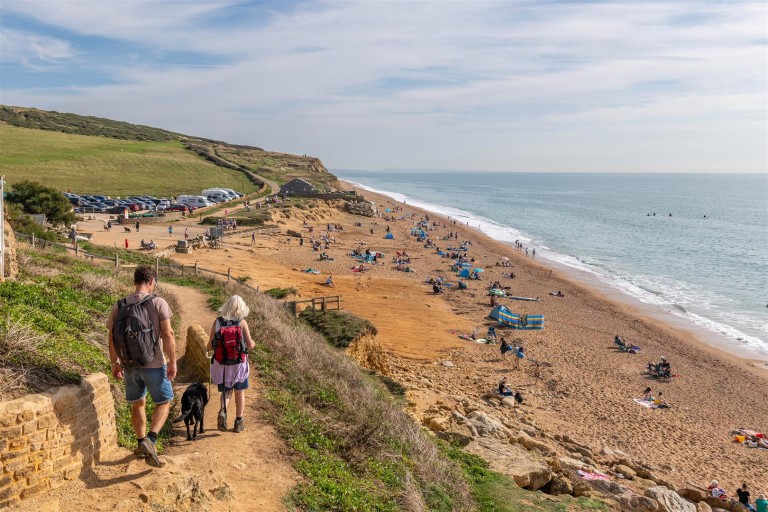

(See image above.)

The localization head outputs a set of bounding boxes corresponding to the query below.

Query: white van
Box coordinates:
[202,188,235,201]
[177,195,214,208]
[204,191,229,203]
[218,188,242,199]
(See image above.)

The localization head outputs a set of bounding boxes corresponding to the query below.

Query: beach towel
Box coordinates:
[577,470,610,481]
[302,268,320,274]
[633,398,660,409]
[507,296,540,302]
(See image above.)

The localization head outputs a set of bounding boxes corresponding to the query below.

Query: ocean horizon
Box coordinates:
[335,170,768,358]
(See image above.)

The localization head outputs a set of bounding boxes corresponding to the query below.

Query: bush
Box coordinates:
[299,310,377,348]
[7,180,76,227]
[264,287,297,299]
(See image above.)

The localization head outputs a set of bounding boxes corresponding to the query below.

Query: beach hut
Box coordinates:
[384,233,395,239]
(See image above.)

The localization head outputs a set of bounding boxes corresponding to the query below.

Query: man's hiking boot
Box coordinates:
[233,418,244,433]
[138,438,164,468]
[217,409,227,432]
[133,442,148,459]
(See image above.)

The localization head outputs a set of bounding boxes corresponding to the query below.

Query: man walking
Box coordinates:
[108,266,176,467]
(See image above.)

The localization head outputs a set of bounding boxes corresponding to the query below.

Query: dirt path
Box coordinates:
[20,285,298,511]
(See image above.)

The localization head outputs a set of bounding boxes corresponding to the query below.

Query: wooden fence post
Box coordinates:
[75,243,79,256]
[194,262,198,276]
[321,296,327,312]
[31,233,36,249]
[115,254,119,271]
[227,268,231,282]
[181,264,184,276]
[155,257,159,276]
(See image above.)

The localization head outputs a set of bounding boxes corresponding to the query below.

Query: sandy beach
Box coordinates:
[78,187,768,494]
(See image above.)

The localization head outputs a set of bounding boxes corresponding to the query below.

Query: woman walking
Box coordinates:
[207,295,255,433]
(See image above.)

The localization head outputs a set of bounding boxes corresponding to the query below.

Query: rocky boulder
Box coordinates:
[614,464,636,480]
[466,411,510,437]
[644,486,696,512]
[184,325,211,382]
[618,494,661,512]
[466,437,552,490]
[696,502,712,512]
[677,487,705,503]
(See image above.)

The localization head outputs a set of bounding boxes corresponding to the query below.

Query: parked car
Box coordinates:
[106,205,128,214]
[164,204,191,213]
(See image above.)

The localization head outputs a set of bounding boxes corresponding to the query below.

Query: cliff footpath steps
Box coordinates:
[15,284,298,511]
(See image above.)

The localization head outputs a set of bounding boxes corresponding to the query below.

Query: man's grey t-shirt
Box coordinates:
[107,292,173,368]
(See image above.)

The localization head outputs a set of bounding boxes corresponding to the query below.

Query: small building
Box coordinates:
[280,178,316,195]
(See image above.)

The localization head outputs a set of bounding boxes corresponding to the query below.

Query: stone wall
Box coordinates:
[184,325,211,383]
[0,374,117,508]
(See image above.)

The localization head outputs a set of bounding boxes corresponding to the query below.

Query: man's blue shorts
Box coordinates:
[217,377,249,393]
[124,365,174,404]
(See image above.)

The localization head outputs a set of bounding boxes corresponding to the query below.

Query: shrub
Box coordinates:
[7,180,76,227]
[299,310,376,348]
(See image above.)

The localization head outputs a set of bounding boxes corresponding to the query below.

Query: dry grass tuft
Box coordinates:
[77,272,124,296]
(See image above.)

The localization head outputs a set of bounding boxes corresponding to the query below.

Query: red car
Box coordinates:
[127,203,140,212]
[165,204,191,213]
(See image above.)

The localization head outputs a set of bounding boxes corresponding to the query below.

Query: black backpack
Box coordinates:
[112,295,158,368]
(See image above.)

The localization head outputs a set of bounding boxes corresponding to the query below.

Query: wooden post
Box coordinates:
[115,254,119,271]
[31,233,36,249]
[194,262,198,276]
[181,264,184,276]
[155,257,159,276]
[321,296,327,312]
[291,302,298,318]
[75,243,79,256]
[227,268,231,281]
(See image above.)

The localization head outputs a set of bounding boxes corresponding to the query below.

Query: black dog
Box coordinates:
[173,383,209,440]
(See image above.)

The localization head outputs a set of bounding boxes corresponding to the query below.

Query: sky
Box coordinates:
[0,0,766,173]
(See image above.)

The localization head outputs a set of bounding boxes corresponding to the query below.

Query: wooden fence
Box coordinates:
[14,232,259,293]
[286,295,343,317]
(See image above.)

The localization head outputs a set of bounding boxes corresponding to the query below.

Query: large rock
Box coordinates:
[696,502,712,512]
[346,334,391,375]
[427,416,450,432]
[466,437,552,490]
[614,464,636,480]
[618,494,660,512]
[184,325,211,382]
[543,476,573,496]
[677,487,705,503]
[516,431,556,455]
[466,410,510,437]
[644,486,696,512]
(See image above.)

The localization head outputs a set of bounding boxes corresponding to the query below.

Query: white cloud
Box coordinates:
[0,1,765,172]
[0,28,76,68]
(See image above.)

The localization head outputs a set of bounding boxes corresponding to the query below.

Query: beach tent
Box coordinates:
[474,268,484,273]
[489,305,511,320]
[384,233,395,239]
[459,268,471,278]
[496,309,545,330]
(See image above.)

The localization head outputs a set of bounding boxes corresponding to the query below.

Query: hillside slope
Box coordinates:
[0,105,337,193]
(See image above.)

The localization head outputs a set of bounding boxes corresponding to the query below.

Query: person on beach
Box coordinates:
[108,266,176,468]
[498,376,514,396]
[168,226,173,237]
[653,391,671,408]
[737,483,757,512]
[135,221,140,232]
[184,228,188,241]
[514,345,525,369]
[124,238,129,250]
[708,480,728,501]
[642,387,653,401]
[326,276,335,287]
[251,232,256,245]
[207,295,255,433]
[500,337,512,360]
[755,493,767,512]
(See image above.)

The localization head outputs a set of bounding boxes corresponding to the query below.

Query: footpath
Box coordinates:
[16,284,297,512]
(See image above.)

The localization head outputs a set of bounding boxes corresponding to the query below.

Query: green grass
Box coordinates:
[161,275,228,311]
[299,310,377,348]
[264,287,297,300]
[0,124,259,196]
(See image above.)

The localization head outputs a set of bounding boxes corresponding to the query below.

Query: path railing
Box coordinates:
[14,231,259,293]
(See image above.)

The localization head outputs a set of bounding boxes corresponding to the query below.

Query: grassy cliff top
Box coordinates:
[0,105,338,194]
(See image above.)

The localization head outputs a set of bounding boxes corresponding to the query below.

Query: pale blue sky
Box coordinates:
[1,1,766,172]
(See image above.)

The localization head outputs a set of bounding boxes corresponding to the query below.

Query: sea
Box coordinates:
[335,170,768,358]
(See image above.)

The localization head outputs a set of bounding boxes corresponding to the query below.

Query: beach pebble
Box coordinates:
[442,360,454,367]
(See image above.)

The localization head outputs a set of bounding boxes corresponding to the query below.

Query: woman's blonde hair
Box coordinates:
[218,295,250,321]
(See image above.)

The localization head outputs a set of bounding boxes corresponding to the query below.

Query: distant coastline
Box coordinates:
[339,174,768,369]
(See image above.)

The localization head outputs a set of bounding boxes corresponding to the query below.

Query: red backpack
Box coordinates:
[212,318,246,365]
